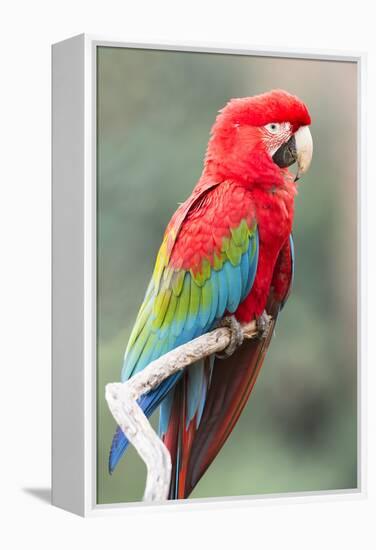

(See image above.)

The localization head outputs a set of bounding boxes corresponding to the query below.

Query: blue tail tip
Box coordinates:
[108,425,129,475]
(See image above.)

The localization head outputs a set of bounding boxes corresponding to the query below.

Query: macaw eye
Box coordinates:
[265,122,281,134]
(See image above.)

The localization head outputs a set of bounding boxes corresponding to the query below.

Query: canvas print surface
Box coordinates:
[96,46,357,504]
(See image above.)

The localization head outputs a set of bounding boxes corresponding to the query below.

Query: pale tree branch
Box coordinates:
[105,318,262,503]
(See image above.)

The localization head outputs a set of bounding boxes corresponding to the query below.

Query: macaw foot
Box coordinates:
[216,315,244,359]
[256,310,272,339]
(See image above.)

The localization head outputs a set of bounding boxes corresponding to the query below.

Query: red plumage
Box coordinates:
[170,182,255,273]
[161,89,311,498]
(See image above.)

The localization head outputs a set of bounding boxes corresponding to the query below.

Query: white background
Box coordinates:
[1,1,374,548]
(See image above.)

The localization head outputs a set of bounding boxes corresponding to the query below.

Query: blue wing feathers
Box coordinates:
[109,372,183,474]
[225,262,242,313]
[159,387,175,437]
[186,360,205,428]
[109,226,260,475]
[217,269,229,317]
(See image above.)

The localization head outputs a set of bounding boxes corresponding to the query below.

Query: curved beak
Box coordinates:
[294,125,313,180]
[272,125,313,181]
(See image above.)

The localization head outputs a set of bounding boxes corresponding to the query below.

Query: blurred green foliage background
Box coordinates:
[96,47,357,504]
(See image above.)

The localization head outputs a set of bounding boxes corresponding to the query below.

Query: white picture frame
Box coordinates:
[52,34,366,517]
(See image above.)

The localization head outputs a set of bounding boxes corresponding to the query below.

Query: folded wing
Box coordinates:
[109,184,259,475]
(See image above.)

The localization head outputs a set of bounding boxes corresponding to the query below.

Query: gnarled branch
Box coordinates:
[105,319,261,502]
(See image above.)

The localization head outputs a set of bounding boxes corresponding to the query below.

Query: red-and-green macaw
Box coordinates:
[109,89,313,499]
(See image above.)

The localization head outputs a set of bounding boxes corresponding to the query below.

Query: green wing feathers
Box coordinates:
[121,218,259,382]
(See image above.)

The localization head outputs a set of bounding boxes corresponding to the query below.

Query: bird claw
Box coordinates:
[256,311,271,339]
[216,316,244,359]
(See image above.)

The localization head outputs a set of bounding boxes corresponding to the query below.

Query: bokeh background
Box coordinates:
[96,47,357,504]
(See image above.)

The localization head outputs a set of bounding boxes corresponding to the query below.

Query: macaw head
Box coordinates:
[204,89,313,185]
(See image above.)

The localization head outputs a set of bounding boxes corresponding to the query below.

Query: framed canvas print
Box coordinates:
[52,34,365,516]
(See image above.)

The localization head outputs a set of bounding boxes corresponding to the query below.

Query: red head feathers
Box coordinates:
[203,89,312,186]
[216,89,311,130]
